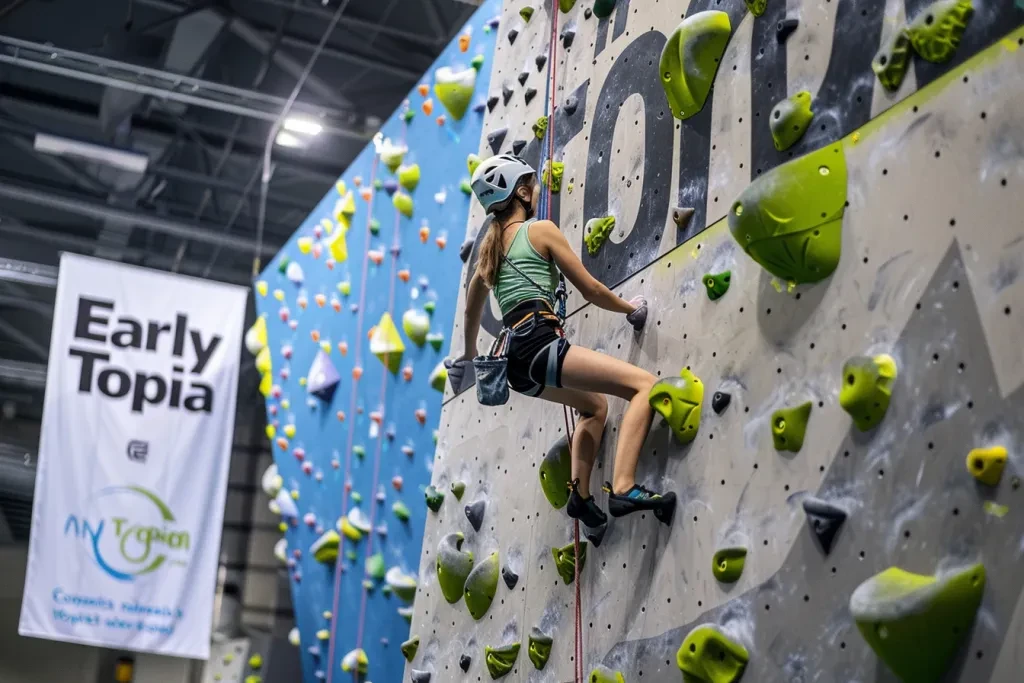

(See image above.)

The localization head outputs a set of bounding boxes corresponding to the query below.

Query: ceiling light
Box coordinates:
[34,133,149,174]
[283,117,323,136]
[275,131,306,148]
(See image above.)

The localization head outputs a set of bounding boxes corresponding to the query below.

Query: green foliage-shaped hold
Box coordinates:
[703,271,731,300]
[589,668,626,683]
[540,436,572,509]
[528,627,553,670]
[712,547,746,583]
[471,54,485,71]
[436,533,474,604]
[850,563,985,683]
[484,643,520,679]
[770,91,813,151]
[839,354,897,431]
[552,541,587,585]
[584,216,616,256]
[401,636,419,662]
[425,485,444,512]
[677,625,749,683]
[649,369,704,444]
[365,552,385,581]
[872,30,913,91]
[460,179,473,195]
[593,0,616,19]
[906,0,974,63]
[398,164,420,192]
[660,12,732,120]
[393,500,411,522]
[464,552,499,620]
[533,116,549,140]
[467,154,481,176]
[434,66,478,120]
[519,6,534,22]
[403,309,431,347]
[542,160,564,192]
[559,0,576,11]
[771,401,812,453]
[451,481,466,500]
[744,0,767,16]
[393,191,414,218]
[728,142,847,284]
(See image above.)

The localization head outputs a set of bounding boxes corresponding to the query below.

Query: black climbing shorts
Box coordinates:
[502,300,571,397]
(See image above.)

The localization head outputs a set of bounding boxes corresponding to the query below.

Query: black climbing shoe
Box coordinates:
[603,482,676,525]
[566,479,608,528]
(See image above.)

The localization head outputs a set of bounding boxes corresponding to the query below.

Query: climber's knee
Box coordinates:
[591,394,608,425]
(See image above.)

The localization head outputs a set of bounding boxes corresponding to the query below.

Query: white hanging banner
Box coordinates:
[19,254,248,659]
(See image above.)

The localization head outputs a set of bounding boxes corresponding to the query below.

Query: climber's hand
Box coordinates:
[626,296,648,332]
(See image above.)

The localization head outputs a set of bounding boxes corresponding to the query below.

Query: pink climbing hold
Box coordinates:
[293,447,305,461]
[279,368,290,380]
[289,320,298,330]
[302,462,314,475]
[314,225,323,239]
[311,243,322,260]
[392,476,404,491]
[338,341,349,355]
[279,307,290,322]
[370,411,384,425]
[415,408,427,425]
[337,410,346,422]
[282,344,293,359]
[303,513,316,527]
[331,458,341,469]
[271,385,282,399]
[326,258,336,270]
[402,366,414,381]
[297,294,308,310]
[268,405,278,416]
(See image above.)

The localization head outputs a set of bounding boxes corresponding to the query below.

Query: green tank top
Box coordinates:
[493,219,558,316]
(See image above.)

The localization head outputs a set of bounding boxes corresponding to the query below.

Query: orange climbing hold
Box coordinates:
[458,31,471,52]
[415,408,427,425]
[353,367,364,380]
[422,99,434,115]
[310,330,321,342]
[360,187,373,202]
[398,269,411,283]
[436,115,447,126]
[370,411,384,425]
[368,250,385,265]
[338,341,349,355]
[297,294,308,310]
[392,476,404,491]
[331,297,342,312]
[417,83,429,96]
[436,234,447,250]
[420,225,430,243]
[336,410,346,422]
[315,293,326,308]
[276,437,288,451]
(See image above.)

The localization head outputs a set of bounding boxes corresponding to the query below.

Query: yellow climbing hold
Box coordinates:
[369,312,406,374]
[966,446,1007,486]
[677,625,749,683]
[283,424,296,439]
[297,236,313,254]
[339,517,363,542]
[326,224,348,263]
[256,280,268,297]
[660,12,733,120]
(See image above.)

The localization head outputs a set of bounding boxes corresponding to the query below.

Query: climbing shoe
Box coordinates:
[604,482,676,525]
[566,479,608,528]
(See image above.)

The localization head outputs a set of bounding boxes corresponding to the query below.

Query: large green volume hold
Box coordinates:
[660,12,732,120]
[771,401,812,453]
[649,369,704,444]
[770,91,813,151]
[728,142,847,284]
[464,552,500,620]
[677,625,749,683]
[540,436,572,509]
[839,354,897,431]
[906,0,974,63]
[436,532,474,604]
[528,627,553,670]
[850,564,985,683]
[552,541,587,585]
[401,637,419,662]
[484,643,520,679]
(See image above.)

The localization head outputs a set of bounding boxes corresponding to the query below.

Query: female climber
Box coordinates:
[449,154,676,527]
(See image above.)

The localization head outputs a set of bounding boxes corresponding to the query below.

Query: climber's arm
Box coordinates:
[534,220,635,315]
[461,271,488,359]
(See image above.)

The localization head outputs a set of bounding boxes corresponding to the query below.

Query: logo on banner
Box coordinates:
[63,486,191,582]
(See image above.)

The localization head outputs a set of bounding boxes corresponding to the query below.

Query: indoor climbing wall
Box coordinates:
[409,1,1024,682]
[249,2,502,681]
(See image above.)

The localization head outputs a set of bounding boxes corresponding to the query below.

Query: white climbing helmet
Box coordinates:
[470,153,536,212]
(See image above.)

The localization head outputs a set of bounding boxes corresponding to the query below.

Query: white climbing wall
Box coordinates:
[408,1,1024,681]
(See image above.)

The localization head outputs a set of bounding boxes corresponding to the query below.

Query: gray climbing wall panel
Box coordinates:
[408,1,1024,681]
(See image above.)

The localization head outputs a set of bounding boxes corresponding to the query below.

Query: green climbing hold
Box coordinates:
[402,108,415,123]
[346,549,358,562]
[589,668,626,683]
[276,255,290,273]
[677,625,749,683]
[365,552,386,581]
[532,116,549,140]
[393,191,414,218]
[248,654,263,670]
[437,532,475,603]
[540,436,572,509]
[839,354,897,431]
[906,0,974,63]
[552,541,587,585]
[425,485,444,512]
[744,0,767,16]
[660,12,732,120]
[728,142,847,284]
[464,551,500,620]
[467,154,481,176]
[559,0,576,11]
[712,547,746,583]
[460,179,473,195]
[850,563,985,683]
[434,66,478,121]
[430,362,448,393]
[369,218,381,235]
[769,91,813,152]
[542,160,563,193]
[528,627,553,670]
[471,54,485,71]
[451,481,466,500]
[427,332,445,351]
[584,216,615,256]
[403,309,430,347]
[649,368,704,444]
[311,530,340,564]
[484,643,520,679]
[401,636,419,662]
[872,30,913,91]
[703,271,731,300]
[771,401,812,453]
[353,445,366,460]
[593,0,616,19]
[385,566,417,602]
[398,164,420,192]
[393,501,411,522]
[519,6,534,22]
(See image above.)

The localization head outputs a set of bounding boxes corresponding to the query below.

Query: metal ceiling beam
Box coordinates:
[0,318,47,361]
[0,295,51,318]
[150,164,312,211]
[2,133,112,195]
[0,360,45,388]
[0,181,280,255]
[0,259,57,288]
[135,0,442,47]
[275,29,424,81]
[0,37,369,140]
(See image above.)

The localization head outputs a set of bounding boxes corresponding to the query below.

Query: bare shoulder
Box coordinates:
[529,219,562,244]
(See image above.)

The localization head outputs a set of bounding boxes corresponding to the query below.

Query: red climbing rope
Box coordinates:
[326,154,380,683]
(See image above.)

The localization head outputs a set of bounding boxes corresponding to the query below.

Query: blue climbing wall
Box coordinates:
[251,2,501,680]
